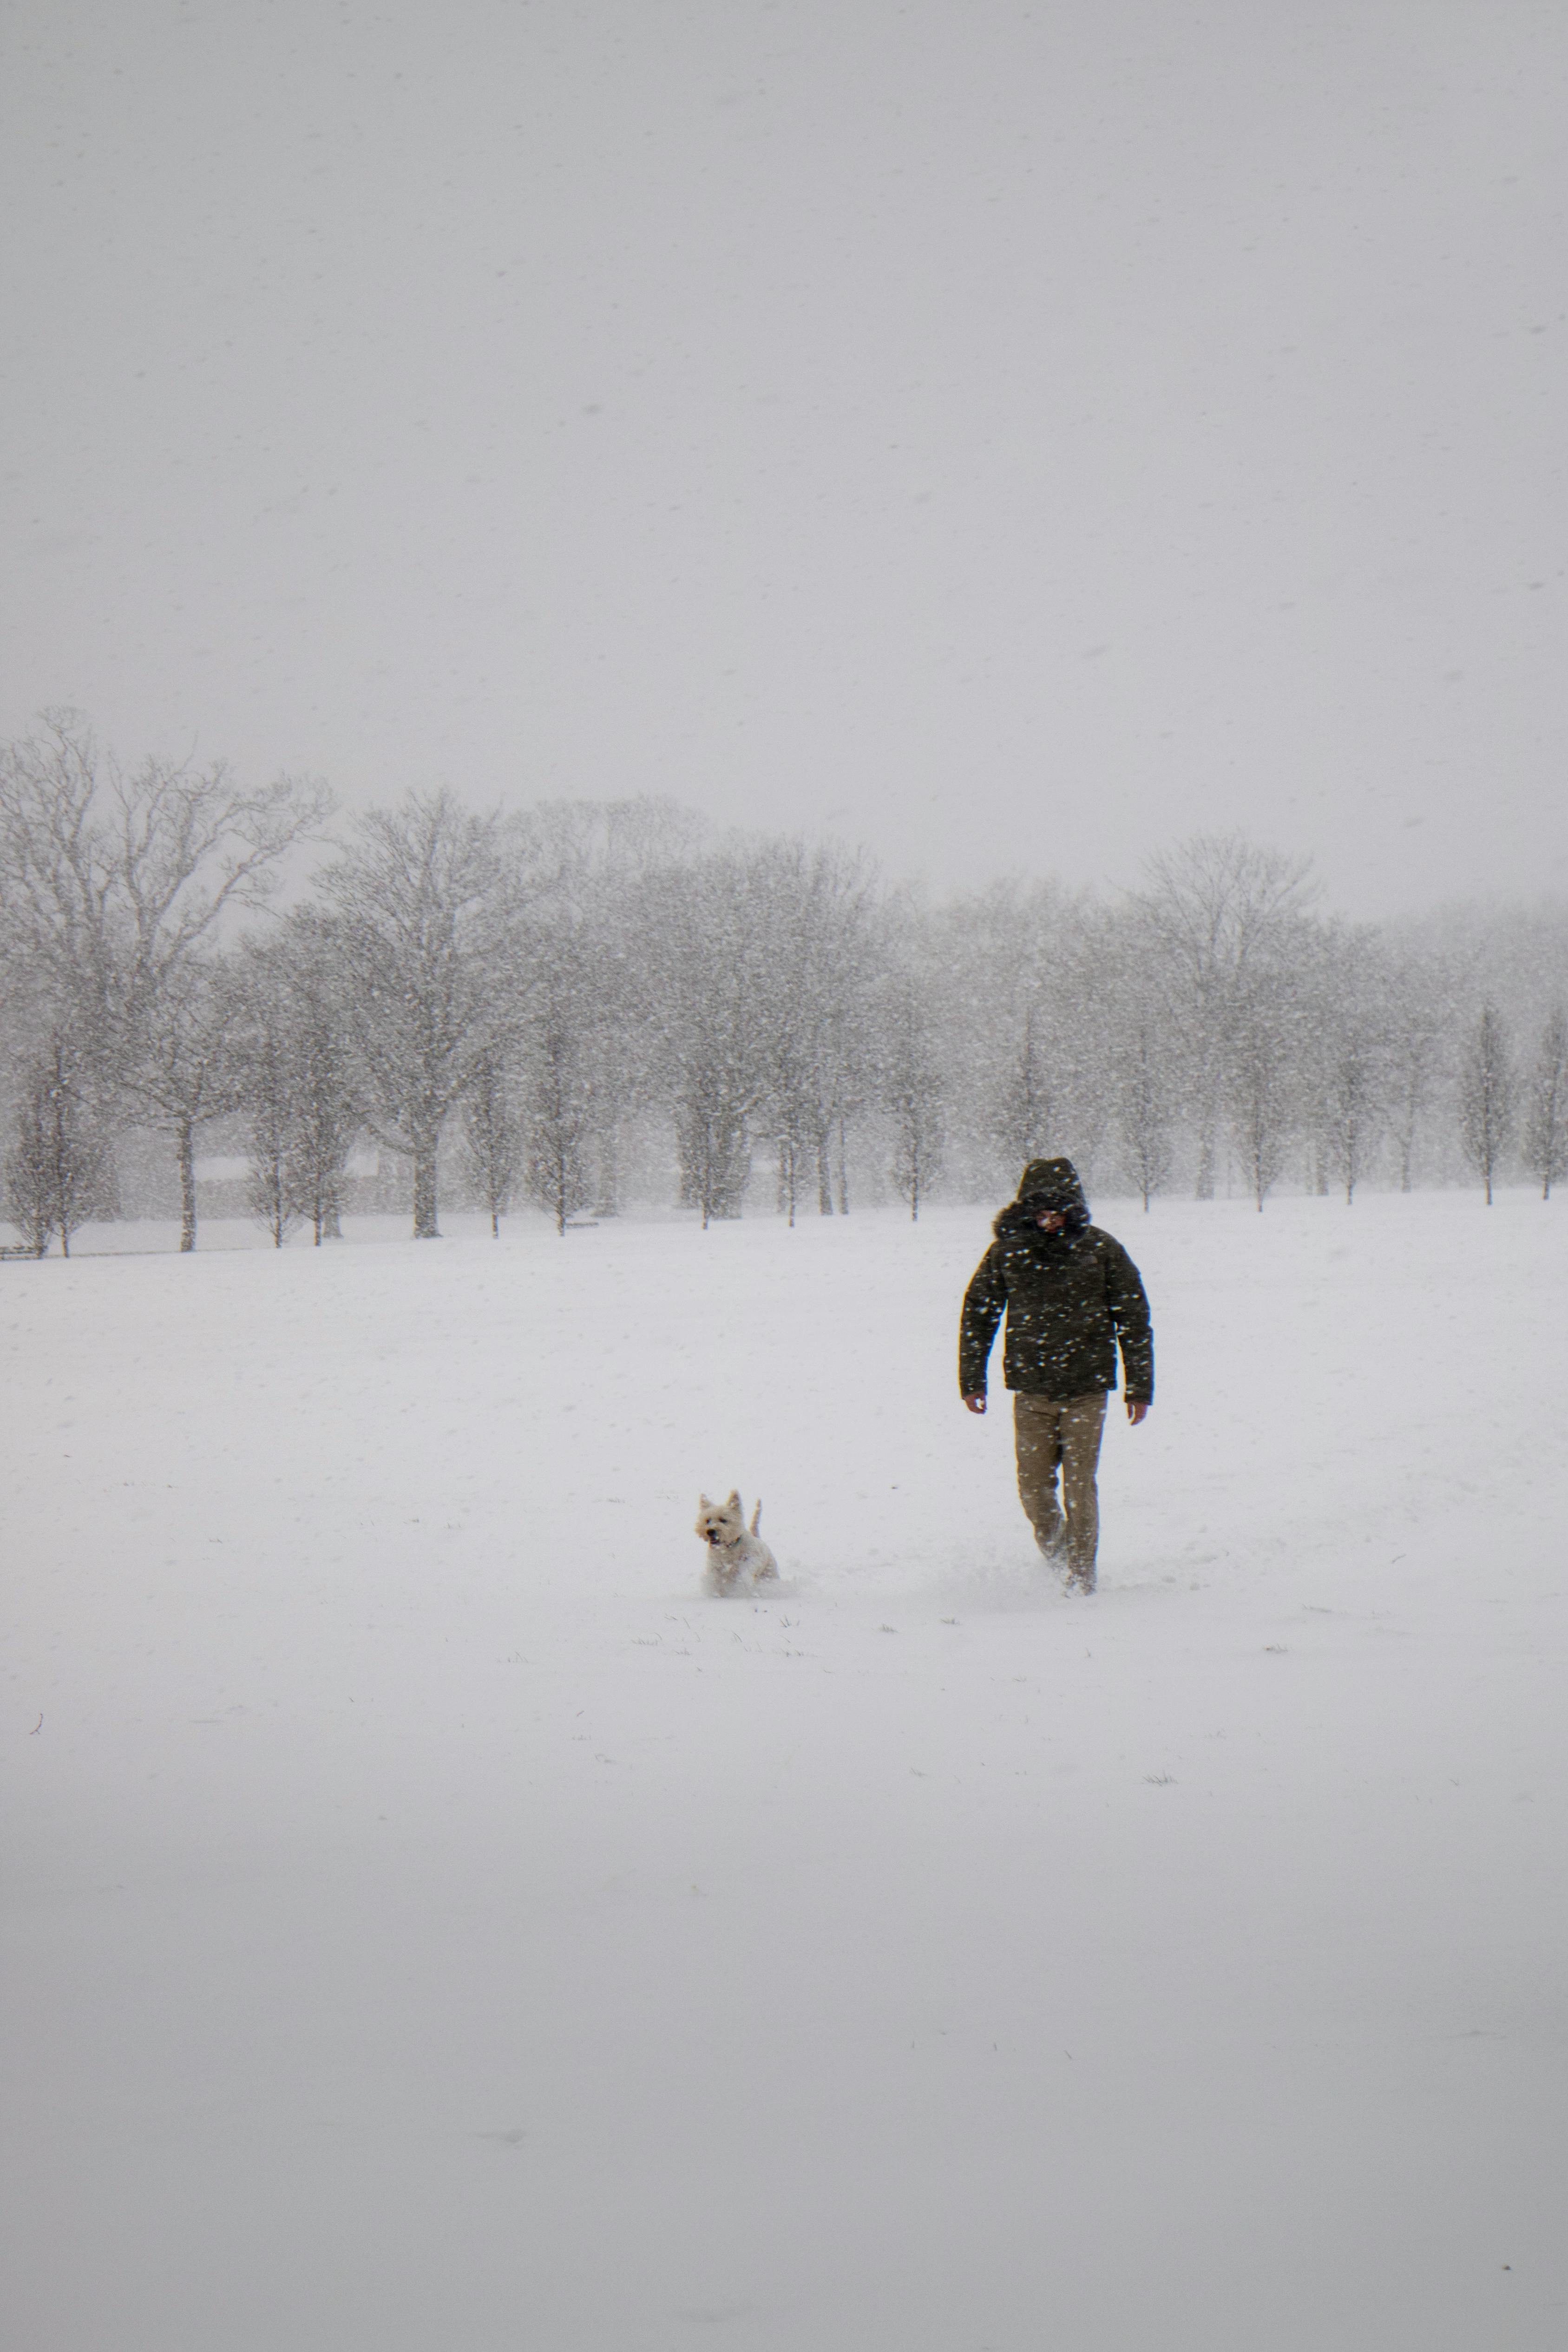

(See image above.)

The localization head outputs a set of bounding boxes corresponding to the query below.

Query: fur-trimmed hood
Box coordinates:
[992,1156,1089,1240]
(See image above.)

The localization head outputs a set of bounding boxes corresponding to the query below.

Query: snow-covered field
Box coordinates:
[4,1192,1565,2352]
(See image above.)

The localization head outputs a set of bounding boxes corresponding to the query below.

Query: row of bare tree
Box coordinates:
[3,713,1566,1254]
[921,844,1568,1213]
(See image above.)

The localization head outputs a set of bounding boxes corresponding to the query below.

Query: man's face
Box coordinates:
[1035,1208,1066,1234]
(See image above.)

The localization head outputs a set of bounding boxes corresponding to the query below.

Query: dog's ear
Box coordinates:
[698,1492,711,1509]
[726,1489,741,1510]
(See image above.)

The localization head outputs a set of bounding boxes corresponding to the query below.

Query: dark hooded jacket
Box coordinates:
[958,1158,1154,1403]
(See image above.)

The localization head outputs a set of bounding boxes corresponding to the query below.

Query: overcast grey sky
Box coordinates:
[2,0,1564,916]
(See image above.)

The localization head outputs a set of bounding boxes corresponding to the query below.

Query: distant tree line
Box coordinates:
[3,711,1566,1254]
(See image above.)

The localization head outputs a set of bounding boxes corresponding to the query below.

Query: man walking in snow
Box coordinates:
[959,1157,1153,1593]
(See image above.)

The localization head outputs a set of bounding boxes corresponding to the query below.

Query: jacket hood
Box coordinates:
[992,1156,1089,1240]
[1015,1157,1087,1213]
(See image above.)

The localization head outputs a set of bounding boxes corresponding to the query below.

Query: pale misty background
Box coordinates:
[2,0,1565,916]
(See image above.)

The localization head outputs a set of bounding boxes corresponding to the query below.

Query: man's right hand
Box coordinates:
[963,1394,987,1415]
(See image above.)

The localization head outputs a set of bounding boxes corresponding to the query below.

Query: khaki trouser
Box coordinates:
[1013,1392,1108,1578]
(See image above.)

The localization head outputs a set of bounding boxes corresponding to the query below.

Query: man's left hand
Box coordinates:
[1126,1400,1149,1426]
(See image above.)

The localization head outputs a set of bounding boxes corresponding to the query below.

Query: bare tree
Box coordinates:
[461,1052,523,1235]
[1137,835,1318,1196]
[991,999,1054,1169]
[1114,1019,1175,1211]
[281,977,358,1245]
[644,851,776,1226]
[512,913,608,1235]
[0,710,329,1087]
[1313,931,1390,1205]
[1320,1028,1384,1204]
[676,1079,752,1224]
[524,795,705,1218]
[316,792,531,1238]
[244,1071,303,1249]
[931,878,1093,1196]
[3,1088,59,1256]
[1097,911,1181,1211]
[3,1036,106,1256]
[1522,1007,1568,1201]
[1457,1004,1516,1205]
[750,841,878,1224]
[881,970,945,1221]
[1226,980,1300,1210]
[228,934,360,1246]
[1381,941,1459,1191]
[124,961,245,1249]
[526,1022,593,1235]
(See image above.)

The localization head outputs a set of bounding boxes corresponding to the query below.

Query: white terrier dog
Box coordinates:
[695,1491,778,1593]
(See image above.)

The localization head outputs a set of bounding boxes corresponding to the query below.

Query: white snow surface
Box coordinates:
[4,1194,1565,2351]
